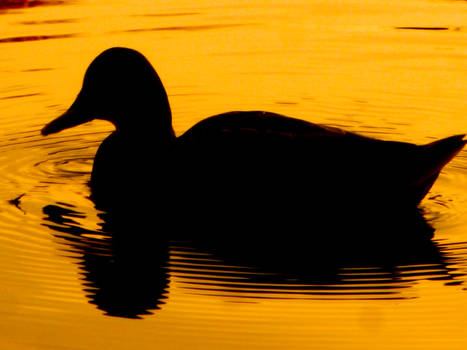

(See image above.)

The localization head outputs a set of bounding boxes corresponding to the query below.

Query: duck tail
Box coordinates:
[410,134,466,204]
[421,134,466,175]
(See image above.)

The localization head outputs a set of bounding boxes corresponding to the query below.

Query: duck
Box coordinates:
[41,47,465,230]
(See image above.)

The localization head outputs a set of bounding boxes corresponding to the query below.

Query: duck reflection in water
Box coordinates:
[40,48,466,316]
[42,204,170,319]
[42,202,464,319]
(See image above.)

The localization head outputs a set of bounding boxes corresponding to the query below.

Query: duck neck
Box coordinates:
[115,123,175,145]
[113,106,176,144]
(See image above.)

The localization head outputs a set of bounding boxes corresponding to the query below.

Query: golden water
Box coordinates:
[1,0,467,349]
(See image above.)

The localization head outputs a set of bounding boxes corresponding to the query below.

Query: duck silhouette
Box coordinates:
[41,47,465,233]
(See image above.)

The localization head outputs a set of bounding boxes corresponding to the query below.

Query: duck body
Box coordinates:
[88,109,464,232]
[41,47,465,234]
[181,112,463,214]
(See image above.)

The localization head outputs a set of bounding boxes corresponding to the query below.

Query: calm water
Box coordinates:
[1,0,467,349]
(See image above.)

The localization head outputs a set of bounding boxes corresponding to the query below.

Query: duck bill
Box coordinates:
[41,94,93,136]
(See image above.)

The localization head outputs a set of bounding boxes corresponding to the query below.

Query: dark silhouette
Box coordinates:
[42,202,465,319]
[40,47,465,233]
[172,230,464,299]
[39,47,467,316]
[42,203,170,318]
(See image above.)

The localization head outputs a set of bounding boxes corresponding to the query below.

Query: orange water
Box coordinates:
[1,0,467,349]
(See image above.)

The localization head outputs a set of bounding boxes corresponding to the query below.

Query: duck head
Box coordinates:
[42,47,175,139]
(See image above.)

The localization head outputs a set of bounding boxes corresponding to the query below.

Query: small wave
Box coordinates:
[0,33,76,44]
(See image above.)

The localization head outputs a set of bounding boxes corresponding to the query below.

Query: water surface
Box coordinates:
[1,0,467,349]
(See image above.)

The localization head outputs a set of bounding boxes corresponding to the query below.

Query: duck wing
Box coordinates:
[177,111,354,202]
[177,111,465,210]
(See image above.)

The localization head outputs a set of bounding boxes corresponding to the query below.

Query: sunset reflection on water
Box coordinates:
[0,0,467,349]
